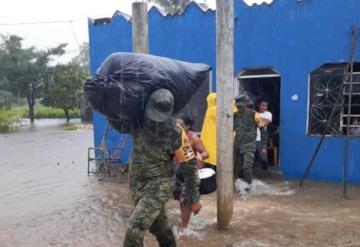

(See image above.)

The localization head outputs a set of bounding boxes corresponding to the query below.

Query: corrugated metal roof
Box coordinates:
[112,10,131,21]
[89,0,277,25]
[149,1,214,17]
[89,0,214,24]
[243,0,274,6]
[89,10,131,25]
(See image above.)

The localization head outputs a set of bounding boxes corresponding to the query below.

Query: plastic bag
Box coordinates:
[85,52,210,130]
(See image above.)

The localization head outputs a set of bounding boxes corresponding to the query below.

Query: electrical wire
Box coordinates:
[0,18,85,26]
[69,21,80,48]
[0,18,87,54]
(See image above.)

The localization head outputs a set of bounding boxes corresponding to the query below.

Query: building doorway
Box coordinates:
[236,67,281,169]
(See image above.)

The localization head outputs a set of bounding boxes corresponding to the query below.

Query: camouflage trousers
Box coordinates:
[234,147,255,184]
[124,177,176,247]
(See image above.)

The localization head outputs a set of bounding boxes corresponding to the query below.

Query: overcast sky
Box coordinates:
[0,0,272,60]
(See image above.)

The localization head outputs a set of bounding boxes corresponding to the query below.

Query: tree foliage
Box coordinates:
[71,42,89,74]
[42,62,86,121]
[0,35,66,122]
[70,43,92,122]
[0,35,89,122]
[0,89,23,109]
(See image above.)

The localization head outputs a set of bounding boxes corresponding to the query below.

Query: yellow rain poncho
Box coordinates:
[200,93,217,166]
[201,93,240,166]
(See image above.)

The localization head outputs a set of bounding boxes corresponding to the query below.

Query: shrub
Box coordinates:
[7,106,81,120]
[34,106,81,119]
[0,109,20,133]
[35,106,64,118]
[69,108,81,118]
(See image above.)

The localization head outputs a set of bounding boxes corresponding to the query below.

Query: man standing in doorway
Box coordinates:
[255,99,272,170]
[233,92,267,190]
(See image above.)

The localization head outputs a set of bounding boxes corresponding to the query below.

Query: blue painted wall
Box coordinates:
[233,0,360,183]
[88,12,133,163]
[88,0,360,182]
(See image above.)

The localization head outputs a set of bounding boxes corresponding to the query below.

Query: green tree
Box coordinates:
[71,43,93,122]
[0,35,66,122]
[42,62,86,121]
[0,89,19,109]
[147,0,191,14]
[71,42,89,73]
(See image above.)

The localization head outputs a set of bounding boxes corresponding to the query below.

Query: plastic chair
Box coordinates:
[87,124,130,178]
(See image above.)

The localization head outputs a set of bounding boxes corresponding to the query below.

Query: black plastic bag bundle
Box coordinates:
[85,52,210,130]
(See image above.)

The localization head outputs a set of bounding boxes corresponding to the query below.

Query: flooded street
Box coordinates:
[1,121,360,247]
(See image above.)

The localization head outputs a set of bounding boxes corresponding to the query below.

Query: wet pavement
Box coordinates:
[1,120,360,247]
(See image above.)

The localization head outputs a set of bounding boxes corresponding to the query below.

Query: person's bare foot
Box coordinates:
[177,223,188,229]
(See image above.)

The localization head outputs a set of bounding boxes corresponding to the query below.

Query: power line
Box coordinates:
[0,18,85,26]
[0,18,86,54]
[69,21,80,48]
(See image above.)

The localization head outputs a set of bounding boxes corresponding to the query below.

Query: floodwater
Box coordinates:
[1,121,360,247]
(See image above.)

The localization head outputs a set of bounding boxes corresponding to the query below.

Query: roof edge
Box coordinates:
[88,0,281,25]
[241,0,275,7]
[89,0,214,25]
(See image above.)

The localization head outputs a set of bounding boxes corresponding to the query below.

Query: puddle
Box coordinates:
[234,178,296,197]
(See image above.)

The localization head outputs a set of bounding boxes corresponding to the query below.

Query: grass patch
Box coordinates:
[62,124,78,131]
[0,109,21,133]
[35,106,65,118]
[15,106,81,119]
[0,106,81,133]
[68,108,81,119]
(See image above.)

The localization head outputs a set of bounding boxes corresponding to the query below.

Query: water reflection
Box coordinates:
[18,118,81,132]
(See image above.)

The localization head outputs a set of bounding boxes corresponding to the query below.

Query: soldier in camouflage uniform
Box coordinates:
[117,89,182,247]
[233,92,267,186]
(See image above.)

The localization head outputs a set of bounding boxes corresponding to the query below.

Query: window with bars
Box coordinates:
[308,62,360,136]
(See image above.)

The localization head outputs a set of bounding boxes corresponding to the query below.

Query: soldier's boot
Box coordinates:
[123,196,163,247]
[149,208,176,247]
[242,168,252,185]
[123,226,145,247]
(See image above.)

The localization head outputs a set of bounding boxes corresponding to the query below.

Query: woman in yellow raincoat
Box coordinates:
[200,93,240,168]
[200,93,217,168]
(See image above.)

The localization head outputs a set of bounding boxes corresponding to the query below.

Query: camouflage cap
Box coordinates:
[145,89,174,122]
[235,92,255,106]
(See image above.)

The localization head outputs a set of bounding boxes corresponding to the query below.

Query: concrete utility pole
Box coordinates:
[216,0,234,229]
[132,2,149,53]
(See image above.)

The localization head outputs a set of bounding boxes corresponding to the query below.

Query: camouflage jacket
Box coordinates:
[130,117,181,181]
[110,116,200,203]
[234,109,267,152]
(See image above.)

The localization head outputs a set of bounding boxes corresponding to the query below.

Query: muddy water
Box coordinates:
[1,121,360,247]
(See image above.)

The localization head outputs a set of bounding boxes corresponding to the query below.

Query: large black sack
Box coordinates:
[84,52,210,130]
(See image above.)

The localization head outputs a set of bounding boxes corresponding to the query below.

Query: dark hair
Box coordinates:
[177,113,195,127]
[257,98,268,105]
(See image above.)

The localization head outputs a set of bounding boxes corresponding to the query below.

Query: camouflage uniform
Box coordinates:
[233,93,267,184]
[233,109,255,183]
[124,118,181,247]
[110,89,182,247]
